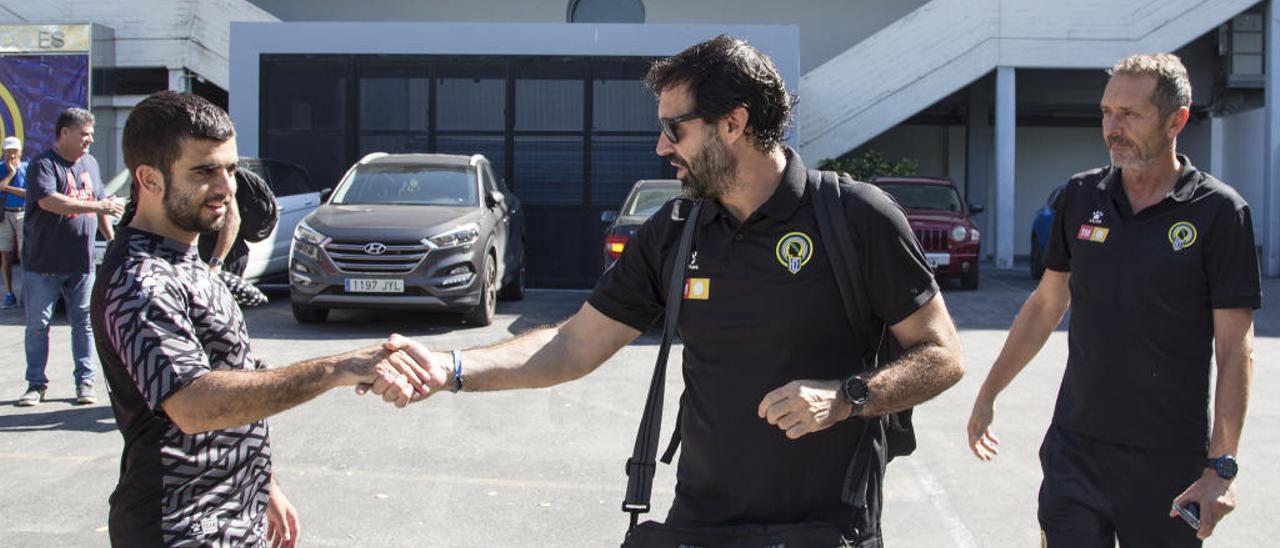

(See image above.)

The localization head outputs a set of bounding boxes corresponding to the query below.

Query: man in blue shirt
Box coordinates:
[16,108,125,407]
[0,136,27,308]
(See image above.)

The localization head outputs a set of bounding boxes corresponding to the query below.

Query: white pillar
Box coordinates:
[1209,115,1225,178]
[1265,0,1280,277]
[966,76,993,259]
[168,68,191,93]
[995,66,1016,269]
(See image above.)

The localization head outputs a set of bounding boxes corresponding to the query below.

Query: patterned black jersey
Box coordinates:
[91,227,272,547]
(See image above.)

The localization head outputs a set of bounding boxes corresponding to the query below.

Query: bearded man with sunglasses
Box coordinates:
[383,35,966,546]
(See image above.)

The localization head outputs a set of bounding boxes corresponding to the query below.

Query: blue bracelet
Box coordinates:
[451,350,463,393]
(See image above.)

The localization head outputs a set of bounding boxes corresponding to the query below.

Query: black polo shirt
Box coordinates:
[1044,155,1261,452]
[589,148,937,528]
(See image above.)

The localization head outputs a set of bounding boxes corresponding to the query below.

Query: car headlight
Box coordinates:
[950,225,968,242]
[426,223,480,249]
[293,220,329,248]
[969,227,981,242]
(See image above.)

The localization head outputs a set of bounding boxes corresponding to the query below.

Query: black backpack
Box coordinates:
[806,169,916,461]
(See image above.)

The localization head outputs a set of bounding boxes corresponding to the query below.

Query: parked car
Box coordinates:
[288,153,526,326]
[600,179,684,271]
[871,176,983,289]
[93,157,323,284]
[1030,184,1065,280]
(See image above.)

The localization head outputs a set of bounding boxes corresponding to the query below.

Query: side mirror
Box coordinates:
[486,190,505,208]
[320,188,333,203]
[600,210,618,224]
[969,203,985,214]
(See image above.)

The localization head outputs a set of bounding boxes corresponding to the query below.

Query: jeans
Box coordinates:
[23,270,95,387]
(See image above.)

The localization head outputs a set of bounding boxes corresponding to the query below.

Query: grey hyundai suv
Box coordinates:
[289,153,526,326]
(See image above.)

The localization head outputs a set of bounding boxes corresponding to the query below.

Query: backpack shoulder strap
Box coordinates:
[622,198,702,531]
[808,170,871,339]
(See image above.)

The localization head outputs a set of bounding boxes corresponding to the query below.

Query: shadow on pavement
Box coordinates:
[0,403,116,434]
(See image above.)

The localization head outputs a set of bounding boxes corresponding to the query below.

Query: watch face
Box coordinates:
[843,376,870,405]
[1217,457,1238,478]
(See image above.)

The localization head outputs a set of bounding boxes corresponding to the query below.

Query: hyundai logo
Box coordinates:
[364,242,388,255]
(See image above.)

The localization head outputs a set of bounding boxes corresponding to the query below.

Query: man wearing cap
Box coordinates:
[16,108,125,407]
[0,136,26,308]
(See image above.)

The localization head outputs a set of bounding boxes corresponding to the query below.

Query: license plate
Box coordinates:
[925,253,951,268]
[344,279,404,293]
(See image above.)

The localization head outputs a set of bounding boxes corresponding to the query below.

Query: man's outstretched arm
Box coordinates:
[385,302,642,396]
[161,345,422,434]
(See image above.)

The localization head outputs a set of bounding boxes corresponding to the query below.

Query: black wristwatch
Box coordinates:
[1207,455,1238,480]
[841,374,870,417]
[207,257,224,269]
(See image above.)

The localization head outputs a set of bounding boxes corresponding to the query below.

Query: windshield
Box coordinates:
[624,186,683,217]
[879,184,964,213]
[333,164,477,206]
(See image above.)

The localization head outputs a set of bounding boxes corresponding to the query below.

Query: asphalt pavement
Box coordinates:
[0,265,1276,547]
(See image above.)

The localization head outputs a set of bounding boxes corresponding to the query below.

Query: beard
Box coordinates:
[672,128,738,200]
[163,180,227,234]
[1106,131,1172,170]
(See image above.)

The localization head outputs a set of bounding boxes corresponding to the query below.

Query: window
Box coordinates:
[515,64,585,131]
[567,0,645,23]
[262,57,350,189]
[436,65,506,131]
[264,61,347,131]
[590,136,665,206]
[593,78,658,132]
[513,136,583,205]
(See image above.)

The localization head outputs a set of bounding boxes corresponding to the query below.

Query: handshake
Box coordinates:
[339,334,452,407]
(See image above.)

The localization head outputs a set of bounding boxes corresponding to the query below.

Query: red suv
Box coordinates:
[871,177,983,289]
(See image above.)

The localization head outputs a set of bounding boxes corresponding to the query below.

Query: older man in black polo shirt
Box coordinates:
[967,53,1260,548]
[385,35,966,547]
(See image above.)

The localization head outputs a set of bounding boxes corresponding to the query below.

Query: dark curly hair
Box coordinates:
[645,35,794,153]
[123,91,235,179]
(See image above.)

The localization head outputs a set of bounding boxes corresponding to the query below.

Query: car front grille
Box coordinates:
[913,228,949,252]
[324,241,429,274]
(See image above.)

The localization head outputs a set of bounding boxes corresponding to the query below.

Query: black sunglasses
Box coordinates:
[659,111,701,144]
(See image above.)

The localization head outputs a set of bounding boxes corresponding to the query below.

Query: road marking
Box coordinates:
[908,457,981,548]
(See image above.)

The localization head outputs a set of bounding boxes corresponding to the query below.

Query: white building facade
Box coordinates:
[3,0,1275,284]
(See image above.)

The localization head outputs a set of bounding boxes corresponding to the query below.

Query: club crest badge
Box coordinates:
[1168,221,1197,252]
[775,231,814,275]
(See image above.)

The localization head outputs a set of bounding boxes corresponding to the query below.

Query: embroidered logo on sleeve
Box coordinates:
[1076,225,1110,243]
[775,231,814,274]
[1168,221,1197,251]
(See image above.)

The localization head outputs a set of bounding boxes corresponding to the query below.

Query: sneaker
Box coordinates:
[16,385,46,407]
[0,293,15,309]
[75,384,97,405]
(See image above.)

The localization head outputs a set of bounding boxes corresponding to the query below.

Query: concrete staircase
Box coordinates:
[798,0,1260,161]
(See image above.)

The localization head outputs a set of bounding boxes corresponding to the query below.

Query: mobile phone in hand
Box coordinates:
[1173,502,1200,530]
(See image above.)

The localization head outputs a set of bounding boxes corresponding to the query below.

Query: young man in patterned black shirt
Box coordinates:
[90,91,427,547]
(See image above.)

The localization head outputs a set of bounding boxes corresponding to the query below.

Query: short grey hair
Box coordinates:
[1108,53,1192,118]
[55,107,95,138]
